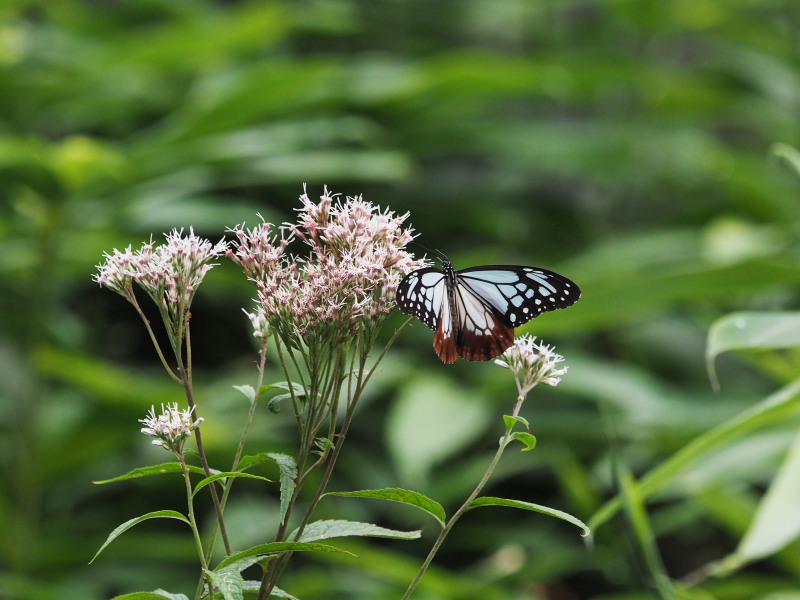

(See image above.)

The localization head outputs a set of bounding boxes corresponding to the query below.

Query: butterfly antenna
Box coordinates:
[411,241,449,265]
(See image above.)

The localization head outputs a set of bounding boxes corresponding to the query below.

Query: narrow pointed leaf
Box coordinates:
[192,471,270,497]
[325,488,446,527]
[91,510,190,563]
[289,519,421,543]
[110,592,188,600]
[469,497,590,537]
[93,462,205,484]
[267,452,297,523]
[215,541,352,570]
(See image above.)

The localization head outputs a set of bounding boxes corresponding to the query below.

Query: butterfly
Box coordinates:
[396,259,580,363]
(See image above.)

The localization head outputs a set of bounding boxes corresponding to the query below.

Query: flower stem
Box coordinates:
[401,423,515,600]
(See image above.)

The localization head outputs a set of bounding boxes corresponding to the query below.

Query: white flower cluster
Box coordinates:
[495,334,568,399]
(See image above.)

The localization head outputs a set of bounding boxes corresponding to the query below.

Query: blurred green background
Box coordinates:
[3,1,800,598]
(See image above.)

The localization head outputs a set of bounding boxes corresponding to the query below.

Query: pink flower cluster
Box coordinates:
[228,187,424,342]
[139,403,203,454]
[94,228,228,318]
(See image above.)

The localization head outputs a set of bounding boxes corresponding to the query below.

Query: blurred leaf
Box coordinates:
[290,519,421,543]
[326,488,447,527]
[707,312,800,389]
[735,430,800,564]
[386,374,492,486]
[90,510,190,564]
[468,497,590,537]
[589,377,800,532]
[617,461,677,599]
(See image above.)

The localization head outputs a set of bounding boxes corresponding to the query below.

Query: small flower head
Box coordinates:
[139,403,203,455]
[94,228,228,332]
[495,335,568,400]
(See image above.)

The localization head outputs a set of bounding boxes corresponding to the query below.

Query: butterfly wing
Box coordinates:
[457,266,581,328]
[452,282,515,361]
[395,267,447,330]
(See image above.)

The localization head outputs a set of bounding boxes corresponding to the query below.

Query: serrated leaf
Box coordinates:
[215,541,352,570]
[469,497,590,537]
[205,567,244,600]
[93,462,205,484]
[503,414,530,430]
[110,592,189,600]
[91,510,190,563]
[707,312,800,389]
[509,431,537,451]
[289,519,421,543]
[326,488,446,527]
[192,471,270,497]
[232,384,256,402]
[267,453,297,524]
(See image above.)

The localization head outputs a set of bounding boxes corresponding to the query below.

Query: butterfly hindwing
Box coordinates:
[452,281,514,362]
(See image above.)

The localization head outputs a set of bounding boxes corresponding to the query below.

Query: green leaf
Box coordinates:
[387,375,491,485]
[232,384,256,402]
[469,497,590,537]
[509,431,537,451]
[258,381,306,414]
[772,142,800,180]
[617,462,676,597]
[267,453,297,524]
[240,582,298,599]
[589,377,800,532]
[192,471,270,497]
[110,592,188,600]
[734,430,800,563]
[204,567,244,600]
[326,488,447,527]
[707,312,800,389]
[503,414,530,430]
[93,462,205,484]
[289,519,421,543]
[215,542,353,570]
[90,510,190,563]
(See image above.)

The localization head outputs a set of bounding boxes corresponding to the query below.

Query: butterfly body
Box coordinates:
[396,260,580,363]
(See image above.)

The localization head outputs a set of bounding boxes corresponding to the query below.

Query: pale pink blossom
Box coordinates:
[495,335,568,400]
[139,403,203,454]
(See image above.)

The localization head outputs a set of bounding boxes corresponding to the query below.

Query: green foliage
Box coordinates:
[4,0,800,598]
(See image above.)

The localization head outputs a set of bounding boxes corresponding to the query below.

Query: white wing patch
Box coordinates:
[395,268,447,331]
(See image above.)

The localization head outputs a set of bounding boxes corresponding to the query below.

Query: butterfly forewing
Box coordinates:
[457,266,580,328]
[395,267,447,330]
